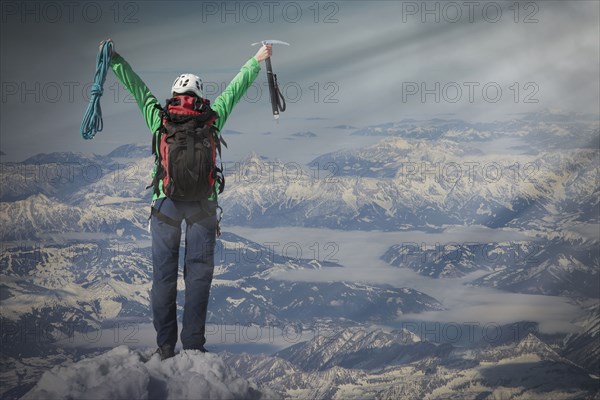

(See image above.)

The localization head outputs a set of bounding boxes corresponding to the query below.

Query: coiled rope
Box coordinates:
[81,40,114,140]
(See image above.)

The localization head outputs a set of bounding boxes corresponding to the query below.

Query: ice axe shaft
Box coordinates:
[265,57,281,119]
[252,40,289,120]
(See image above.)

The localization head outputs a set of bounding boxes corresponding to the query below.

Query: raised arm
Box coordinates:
[106,41,162,136]
[211,45,272,133]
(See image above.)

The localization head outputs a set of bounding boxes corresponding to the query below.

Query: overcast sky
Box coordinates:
[1,0,599,161]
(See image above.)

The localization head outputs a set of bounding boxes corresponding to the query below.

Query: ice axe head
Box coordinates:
[251,39,291,47]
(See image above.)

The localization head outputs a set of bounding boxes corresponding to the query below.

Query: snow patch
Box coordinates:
[226,297,246,307]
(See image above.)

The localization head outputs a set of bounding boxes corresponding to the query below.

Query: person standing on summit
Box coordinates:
[104,39,272,360]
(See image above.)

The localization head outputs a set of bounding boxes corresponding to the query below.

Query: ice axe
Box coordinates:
[251,40,290,121]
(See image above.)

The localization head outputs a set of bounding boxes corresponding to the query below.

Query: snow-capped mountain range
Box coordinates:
[2,114,598,237]
[1,232,442,352]
[1,112,598,399]
[382,237,599,298]
[0,229,442,398]
[350,111,599,150]
[223,326,600,399]
[219,128,598,232]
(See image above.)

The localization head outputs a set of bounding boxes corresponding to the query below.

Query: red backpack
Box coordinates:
[151,95,226,201]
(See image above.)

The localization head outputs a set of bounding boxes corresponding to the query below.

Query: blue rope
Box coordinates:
[81,41,114,140]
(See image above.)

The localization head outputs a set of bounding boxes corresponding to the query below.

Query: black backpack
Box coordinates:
[151,95,226,201]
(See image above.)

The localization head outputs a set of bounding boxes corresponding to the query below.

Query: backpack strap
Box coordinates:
[212,126,227,195]
[186,134,198,180]
[151,207,181,227]
[214,164,225,194]
[149,103,169,198]
[150,199,182,228]
[186,202,222,237]
[186,208,215,230]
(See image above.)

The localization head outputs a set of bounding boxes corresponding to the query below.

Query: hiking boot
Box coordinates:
[155,344,175,360]
[183,346,208,353]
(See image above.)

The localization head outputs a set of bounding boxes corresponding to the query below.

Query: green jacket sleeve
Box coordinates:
[110,53,162,135]
[212,56,261,133]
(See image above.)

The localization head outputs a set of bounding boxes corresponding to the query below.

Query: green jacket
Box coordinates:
[109,53,261,201]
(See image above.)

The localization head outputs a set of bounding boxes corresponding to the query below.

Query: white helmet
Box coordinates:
[171,73,203,98]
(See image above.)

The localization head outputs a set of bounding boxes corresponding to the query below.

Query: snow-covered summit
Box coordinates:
[22,345,277,400]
